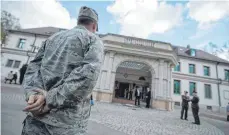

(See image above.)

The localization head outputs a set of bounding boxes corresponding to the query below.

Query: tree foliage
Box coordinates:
[204,41,229,61]
[1,10,21,45]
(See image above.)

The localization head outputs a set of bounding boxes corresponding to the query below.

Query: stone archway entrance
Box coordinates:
[92,33,178,111]
[112,61,154,107]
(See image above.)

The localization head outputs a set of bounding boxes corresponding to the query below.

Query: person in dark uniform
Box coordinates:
[90,94,94,106]
[145,88,151,108]
[135,86,140,106]
[129,90,133,100]
[191,91,200,125]
[180,91,190,120]
[19,64,28,85]
[12,72,18,84]
[125,89,129,99]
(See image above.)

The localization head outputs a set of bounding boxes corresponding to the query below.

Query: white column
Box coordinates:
[163,62,168,98]
[109,72,116,92]
[169,65,173,98]
[151,76,155,99]
[99,71,107,90]
[158,60,164,98]
[95,71,101,89]
[167,63,172,99]
[154,63,159,98]
[98,52,109,90]
[105,52,115,90]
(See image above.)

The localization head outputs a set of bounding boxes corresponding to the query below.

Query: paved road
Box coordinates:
[1,84,127,135]
[1,84,229,135]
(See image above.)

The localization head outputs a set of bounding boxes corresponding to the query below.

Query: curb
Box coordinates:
[200,113,228,122]
[1,83,22,88]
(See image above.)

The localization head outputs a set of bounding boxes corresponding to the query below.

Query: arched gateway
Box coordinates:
[92,34,178,111]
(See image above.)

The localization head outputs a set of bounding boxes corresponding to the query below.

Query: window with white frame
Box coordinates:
[189,64,196,74]
[13,60,21,68]
[204,66,210,76]
[189,82,196,95]
[5,59,14,67]
[225,70,229,81]
[190,49,196,56]
[174,62,180,72]
[5,59,21,68]
[17,38,26,49]
[224,90,229,100]
[204,84,212,99]
[174,80,181,94]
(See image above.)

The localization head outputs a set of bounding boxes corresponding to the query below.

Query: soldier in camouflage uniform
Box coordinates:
[21,6,104,135]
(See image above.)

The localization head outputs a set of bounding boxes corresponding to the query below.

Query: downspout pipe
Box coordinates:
[216,62,221,110]
[26,34,37,64]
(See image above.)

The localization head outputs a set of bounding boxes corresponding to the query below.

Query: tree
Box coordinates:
[1,10,21,45]
[204,41,229,61]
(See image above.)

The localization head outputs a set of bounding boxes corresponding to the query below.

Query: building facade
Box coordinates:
[1,27,229,112]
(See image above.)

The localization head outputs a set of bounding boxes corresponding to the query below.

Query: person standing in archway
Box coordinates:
[129,89,133,100]
[145,87,151,108]
[125,88,129,99]
[135,86,140,106]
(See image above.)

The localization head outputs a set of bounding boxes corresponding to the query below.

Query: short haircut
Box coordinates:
[77,18,95,25]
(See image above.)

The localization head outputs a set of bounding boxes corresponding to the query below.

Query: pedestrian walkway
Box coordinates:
[90,102,225,135]
[1,82,21,88]
[200,111,227,122]
[175,105,227,122]
[1,83,227,135]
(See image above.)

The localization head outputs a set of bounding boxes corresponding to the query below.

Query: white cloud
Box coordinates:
[1,0,77,29]
[187,1,229,29]
[199,41,229,61]
[107,0,184,38]
[194,41,210,50]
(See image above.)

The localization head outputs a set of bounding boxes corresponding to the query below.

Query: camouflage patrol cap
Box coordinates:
[78,6,99,31]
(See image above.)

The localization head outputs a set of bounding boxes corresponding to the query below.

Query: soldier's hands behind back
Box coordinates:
[23,94,45,112]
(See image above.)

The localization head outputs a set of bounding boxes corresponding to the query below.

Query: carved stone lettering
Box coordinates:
[124,38,153,46]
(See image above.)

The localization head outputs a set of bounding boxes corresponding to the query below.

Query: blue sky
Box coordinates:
[2,0,229,59]
[60,1,120,34]
[59,1,229,51]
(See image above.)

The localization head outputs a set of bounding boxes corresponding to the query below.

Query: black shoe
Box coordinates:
[185,119,188,121]
[192,122,200,125]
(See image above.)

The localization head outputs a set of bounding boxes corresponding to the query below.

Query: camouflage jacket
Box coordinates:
[23,26,104,129]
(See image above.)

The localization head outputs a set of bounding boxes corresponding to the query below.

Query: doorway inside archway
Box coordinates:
[112,61,152,107]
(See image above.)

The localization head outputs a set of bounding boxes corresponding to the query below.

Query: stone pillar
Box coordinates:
[105,52,115,90]
[109,72,116,92]
[158,60,164,98]
[95,71,101,89]
[167,63,172,98]
[98,52,109,90]
[163,62,168,98]
[166,63,173,111]
[151,73,155,99]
